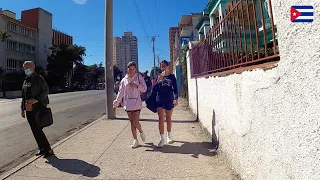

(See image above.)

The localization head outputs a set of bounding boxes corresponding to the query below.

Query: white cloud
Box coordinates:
[73,0,87,5]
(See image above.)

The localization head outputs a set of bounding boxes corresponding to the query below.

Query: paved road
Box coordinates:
[0,90,106,175]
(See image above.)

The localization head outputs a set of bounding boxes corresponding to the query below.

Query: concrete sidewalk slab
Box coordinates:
[2,99,239,180]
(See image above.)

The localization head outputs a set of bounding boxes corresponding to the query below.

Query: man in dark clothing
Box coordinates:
[21,61,54,158]
[143,71,152,96]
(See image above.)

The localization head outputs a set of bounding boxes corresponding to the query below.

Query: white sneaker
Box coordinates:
[158,139,165,148]
[167,136,173,144]
[131,139,139,149]
[140,132,146,142]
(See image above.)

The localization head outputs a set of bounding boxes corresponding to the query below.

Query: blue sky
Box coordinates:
[2,0,208,72]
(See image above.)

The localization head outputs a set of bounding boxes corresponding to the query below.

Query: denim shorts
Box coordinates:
[156,101,174,110]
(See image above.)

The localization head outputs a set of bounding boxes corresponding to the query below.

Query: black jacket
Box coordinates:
[21,73,50,110]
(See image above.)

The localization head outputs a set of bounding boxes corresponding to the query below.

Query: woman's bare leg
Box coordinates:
[165,109,173,133]
[127,112,137,139]
[157,107,165,134]
[133,111,143,133]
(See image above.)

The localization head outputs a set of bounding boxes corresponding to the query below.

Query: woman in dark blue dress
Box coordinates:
[153,60,178,147]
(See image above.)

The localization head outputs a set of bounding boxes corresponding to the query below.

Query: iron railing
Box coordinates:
[191,0,280,77]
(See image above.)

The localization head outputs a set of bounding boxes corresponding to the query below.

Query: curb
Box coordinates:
[0,115,107,180]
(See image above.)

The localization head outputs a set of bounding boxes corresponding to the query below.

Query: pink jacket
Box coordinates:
[113,73,147,111]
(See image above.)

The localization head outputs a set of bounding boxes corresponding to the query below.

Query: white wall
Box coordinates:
[187,1,320,180]
[37,9,52,68]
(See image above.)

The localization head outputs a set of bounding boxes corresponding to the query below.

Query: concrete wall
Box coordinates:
[37,9,52,68]
[187,1,320,180]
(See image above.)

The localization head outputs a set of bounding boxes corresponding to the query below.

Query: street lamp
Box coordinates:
[105,0,115,118]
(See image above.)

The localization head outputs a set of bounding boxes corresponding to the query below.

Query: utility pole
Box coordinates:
[105,0,115,119]
[151,36,156,78]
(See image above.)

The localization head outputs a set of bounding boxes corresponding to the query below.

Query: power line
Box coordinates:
[141,0,156,35]
[131,0,149,40]
[154,0,159,36]
[157,48,170,58]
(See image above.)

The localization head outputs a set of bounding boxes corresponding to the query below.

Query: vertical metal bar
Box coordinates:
[240,0,248,62]
[252,0,261,60]
[268,0,277,55]
[209,28,214,71]
[245,0,254,61]
[221,15,226,68]
[230,2,236,66]
[225,9,231,67]
[232,0,239,64]
[236,0,242,64]
[259,0,268,56]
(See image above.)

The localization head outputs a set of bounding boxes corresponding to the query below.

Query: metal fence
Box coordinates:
[191,0,280,77]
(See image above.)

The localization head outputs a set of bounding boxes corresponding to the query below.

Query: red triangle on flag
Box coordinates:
[291,7,301,22]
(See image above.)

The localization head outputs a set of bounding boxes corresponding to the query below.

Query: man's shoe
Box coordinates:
[36,149,45,156]
[43,150,55,158]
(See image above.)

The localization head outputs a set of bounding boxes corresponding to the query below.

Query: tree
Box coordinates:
[0,30,12,42]
[150,66,161,78]
[72,63,89,90]
[0,30,12,97]
[180,44,189,98]
[46,44,86,88]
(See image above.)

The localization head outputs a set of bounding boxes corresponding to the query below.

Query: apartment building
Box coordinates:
[0,9,37,72]
[113,32,138,73]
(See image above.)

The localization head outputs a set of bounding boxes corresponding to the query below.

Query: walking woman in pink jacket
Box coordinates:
[113,61,147,148]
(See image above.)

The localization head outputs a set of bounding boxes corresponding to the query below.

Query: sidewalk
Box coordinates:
[1,99,239,180]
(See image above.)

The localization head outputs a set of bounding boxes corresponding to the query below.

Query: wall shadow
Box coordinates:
[212,109,219,150]
[45,155,100,177]
[144,140,217,158]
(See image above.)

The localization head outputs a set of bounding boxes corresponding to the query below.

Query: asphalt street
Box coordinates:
[0,90,106,175]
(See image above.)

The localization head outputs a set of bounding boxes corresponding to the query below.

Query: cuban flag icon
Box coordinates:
[291,6,314,23]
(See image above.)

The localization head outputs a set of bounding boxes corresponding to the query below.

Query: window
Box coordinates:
[7,22,17,32]
[31,30,36,38]
[6,59,17,71]
[7,40,17,50]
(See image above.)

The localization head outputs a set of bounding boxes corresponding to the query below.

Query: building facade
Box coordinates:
[0,10,37,72]
[21,8,53,69]
[0,7,73,74]
[52,29,73,46]
[113,32,138,73]
[169,27,179,65]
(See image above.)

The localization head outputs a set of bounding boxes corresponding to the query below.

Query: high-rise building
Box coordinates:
[113,32,138,73]
[169,27,179,65]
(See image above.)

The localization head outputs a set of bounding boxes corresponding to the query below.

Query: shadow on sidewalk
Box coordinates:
[45,155,100,177]
[144,140,218,158]
[115,118,197,123]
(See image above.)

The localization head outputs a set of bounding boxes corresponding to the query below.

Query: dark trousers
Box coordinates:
[26,111,51,151]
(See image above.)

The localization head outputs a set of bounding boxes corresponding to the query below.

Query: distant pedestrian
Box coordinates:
[113,61,147,148]
[153,60,178,147]
[21,61,54,158]
[142,71,152,97]
[114,76,121,94]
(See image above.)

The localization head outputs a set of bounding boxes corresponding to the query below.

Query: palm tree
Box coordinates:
[0,30,12,42]
[0,30,12,98]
